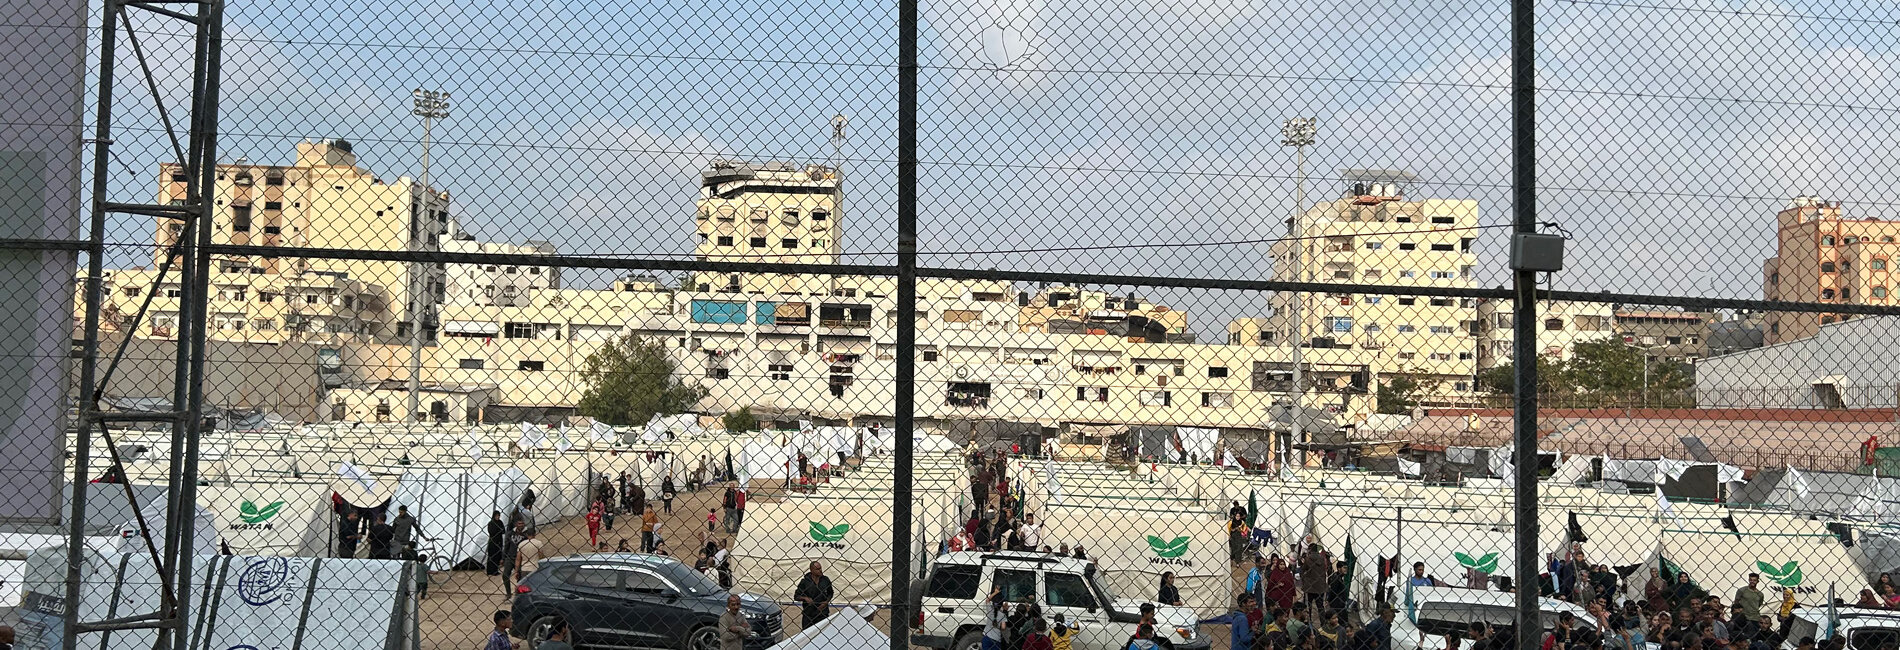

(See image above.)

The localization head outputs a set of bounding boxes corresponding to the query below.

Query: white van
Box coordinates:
[910,551,1208,650]
[1389,586,1600,650]
[1782,607,1900,650]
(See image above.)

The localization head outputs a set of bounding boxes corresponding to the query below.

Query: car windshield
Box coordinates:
[656,561,722,597]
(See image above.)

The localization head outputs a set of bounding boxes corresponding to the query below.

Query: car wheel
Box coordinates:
[953,630,983,650]
[687,625,720,650]
[525,616,564,650]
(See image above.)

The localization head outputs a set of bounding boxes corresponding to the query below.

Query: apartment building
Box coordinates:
[441,229,560,307]
[1614,309,1714,365]
[152,139,448,343]
[1763,195,1900,344]
[1473,299,1617,370]
[1261,169,1482,398]
[92,267,380,344]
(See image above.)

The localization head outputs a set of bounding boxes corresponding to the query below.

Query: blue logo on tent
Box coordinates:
[236,557,291,606]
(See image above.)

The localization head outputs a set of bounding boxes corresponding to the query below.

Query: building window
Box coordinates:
[1137,390,1172,407]
[231,205,251,232]
[1397,351,1416,360]
[1876,259,1890,271]
[811,239,827,248]
[458,358,485,369]
[1458,352,1473,360]
[1366,296,1383,304]
[1824,236,1836,246]
[1429,270,1454,279]
[782,238,799,249]
[1397,324,1417,333]
[769,363,794,381]
[810,210,829,221]
[518,360,544,371]
[1430,243,1454,251]
[1770,322,1780,335]
[1665,336,1682,345]
[1207,366,1229,378]
[1399,270,1417,279]
[1397,297,1416,306]
[1020,388,1045,400]
[1428,352,1452,361]
[1200,392,1232,408]
[1429,325,1454,334]
[748,237,767,247]
[1365,242,1384,250]
[1429,297,1452,307]
[1822,315,1836,324]
[1454,381,1470,391]
[1398,242,1417,251]
[1075,387,1109,402]
[1823,289,1836,299]
[1822,262,1837,273]
[716,236,733,246]
[1875,287,1889,298]
[1431,216,1454,224]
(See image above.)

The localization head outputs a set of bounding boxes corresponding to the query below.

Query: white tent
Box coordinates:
[643,413,705,442]
[730,493,958,604]
[768,605,884,650]
[1657,528,1867,608]
[389,467,531,566]
[15,551,417,650]
[1040,505,1229,616]
[198,481,333,557]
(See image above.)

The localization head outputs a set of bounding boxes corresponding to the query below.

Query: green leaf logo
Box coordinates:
[1146,535,1190,559]
[1454,552,1500,574]
[808,522,850,542]
[1756,560,1804,587]
[238,500,285,524]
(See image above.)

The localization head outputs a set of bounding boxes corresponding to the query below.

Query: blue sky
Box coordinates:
[90,0,1900,336]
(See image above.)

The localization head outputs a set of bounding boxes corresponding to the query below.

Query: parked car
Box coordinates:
[910,550,1207,650]
[511,553,783,650]
[1782,607,1900,650]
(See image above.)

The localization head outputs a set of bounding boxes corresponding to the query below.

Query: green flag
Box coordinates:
[1343,537,1357,579]
[1246,492,1259,528]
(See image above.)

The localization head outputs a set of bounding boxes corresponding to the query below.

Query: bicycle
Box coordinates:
[407,537,453,594]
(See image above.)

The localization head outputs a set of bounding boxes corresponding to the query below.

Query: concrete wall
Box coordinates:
[1696,315,1900,408]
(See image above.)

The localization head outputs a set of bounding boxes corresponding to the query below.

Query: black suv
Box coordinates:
[511,554,784,650]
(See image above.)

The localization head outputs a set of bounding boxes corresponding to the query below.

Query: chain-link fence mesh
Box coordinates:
[6,1,1900,650]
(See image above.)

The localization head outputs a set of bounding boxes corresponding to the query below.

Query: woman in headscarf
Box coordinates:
[1266,555,1299,612]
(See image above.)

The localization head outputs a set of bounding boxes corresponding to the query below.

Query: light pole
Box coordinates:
[1281,117,1316,473]
[408,88,450,424]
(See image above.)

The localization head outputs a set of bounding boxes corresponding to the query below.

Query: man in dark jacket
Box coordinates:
[367,513,395,559]
[337,509,363,558]
[794,561,834,628]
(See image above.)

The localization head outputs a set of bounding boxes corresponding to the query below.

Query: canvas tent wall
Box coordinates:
[197,481,333,557]
[15,550,416,650]
[1040,505,1228,616]
[389,467,531,567]
[729,493,958,605]
[518,455,594,527]
[1655,528,1867,608]
[61,482,220,557]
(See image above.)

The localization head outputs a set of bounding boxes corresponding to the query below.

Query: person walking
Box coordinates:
[585,502,603,548]
[485,511,506,575]
[1227,510,1250,564]
[628,480,646,517]
[720,594,752,650]
[794,561,834,628]
[502,520,524,593]
[391,505,419,551]
[661,474,677,514]
[487,611,519,650]
[400,542,430,600]
[367,513,394,559]
[641,504,661,552]
[723,485,740,534]
[337,509,363,558]
[516,528,547,579]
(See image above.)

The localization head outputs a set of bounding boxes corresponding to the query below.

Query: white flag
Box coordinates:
[518,422,547,450]
[336,461,375,493]
[1788,465,1813,499]
[465,428,485,460]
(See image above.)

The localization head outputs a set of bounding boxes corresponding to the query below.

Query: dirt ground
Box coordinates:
[416,479,837,650]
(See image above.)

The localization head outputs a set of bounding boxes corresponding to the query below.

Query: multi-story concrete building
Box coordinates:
[1614,309,1714,365]
[1260,169,1481,399]
[152,139,448,343]
[1473,299,1617,370]
[93,267,381,344]
[441,228,560,307]
[1763,195,1900,344]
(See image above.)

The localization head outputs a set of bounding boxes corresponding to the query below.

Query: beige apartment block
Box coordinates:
[85,267,383,345]
[1261,170,1482,401]
[1763,195,1900,344]
[1474,299,1617,370]
[154,139,447,344]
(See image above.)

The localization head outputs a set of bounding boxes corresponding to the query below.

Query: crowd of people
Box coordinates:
[954,451,1089,558]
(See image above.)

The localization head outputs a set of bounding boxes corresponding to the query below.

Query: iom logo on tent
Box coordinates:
[803,522,850,549]
[1756,560,1806,589]
[1145,535,1194,567]
[236,557,292,606]
[1455,552,1500,574]
[234,500,285,529]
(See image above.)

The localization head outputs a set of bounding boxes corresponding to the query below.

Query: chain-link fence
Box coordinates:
[6,1,1900,650]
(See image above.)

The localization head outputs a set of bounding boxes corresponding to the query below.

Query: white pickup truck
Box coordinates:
[910,551,1208,650]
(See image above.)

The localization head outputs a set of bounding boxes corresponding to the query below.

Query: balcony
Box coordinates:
[820,319,872,330]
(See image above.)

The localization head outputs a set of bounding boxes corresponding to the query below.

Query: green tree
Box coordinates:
[1377,376,1427,414]
[1476,340,1694,407]
[576,335,704,426]
[722,406,760,433]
